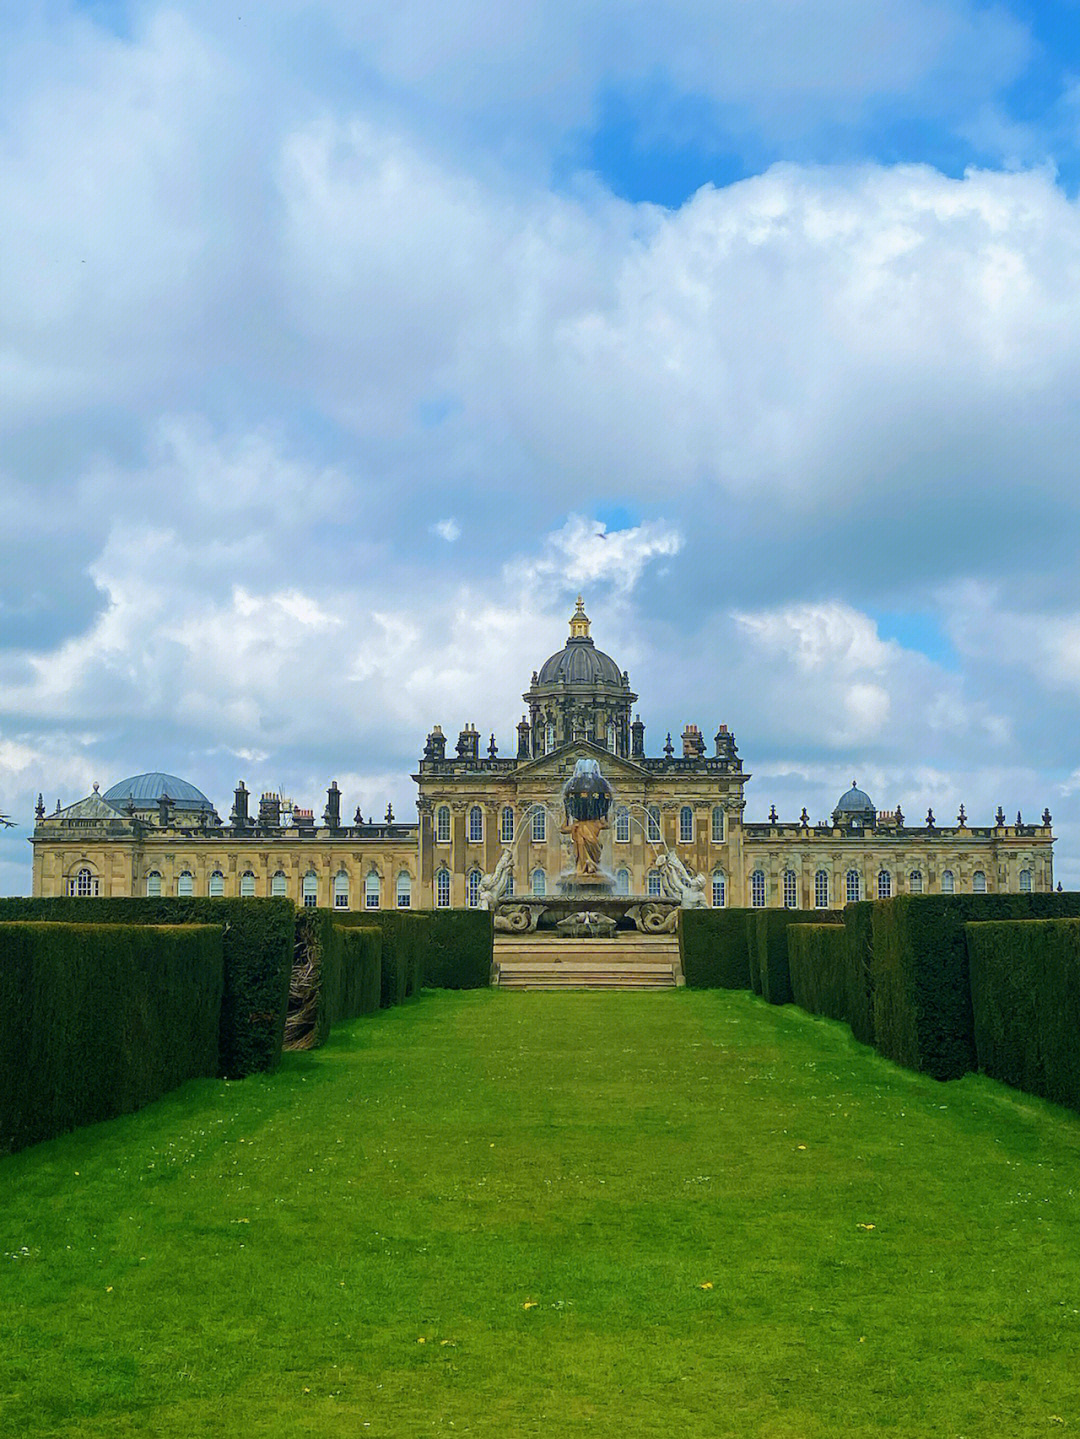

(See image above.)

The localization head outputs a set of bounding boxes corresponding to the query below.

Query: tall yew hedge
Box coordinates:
[751,909,844,1005]
[967,918,1080,1111]
[842,902,876,1047]
[870,892,1080,1081]
[0,897,294,1079]
[787,924,848,1020]
[0,922,223,1154]
[678,909,753,989]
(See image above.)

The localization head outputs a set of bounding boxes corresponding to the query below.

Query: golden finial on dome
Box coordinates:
[569,595,590,639]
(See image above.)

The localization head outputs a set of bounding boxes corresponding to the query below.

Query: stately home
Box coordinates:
[31,599,1055,908]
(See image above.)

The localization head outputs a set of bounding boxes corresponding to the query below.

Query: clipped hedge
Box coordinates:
[425,910,493,989]
[333,910,430,1005]
[751,909,844,1005]
[0,922,223,1154]
[788,924,848,1020]
[967,919,1080,1111]
[843,902,876,1047]
[289,911,385,1049]
[344,928,384,1018]
[0,897,294,1079]
[678,908,754,989]
[747,914,763,995]
[870,892,1080,1081]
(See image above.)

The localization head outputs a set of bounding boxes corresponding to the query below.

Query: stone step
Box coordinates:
[493,956,682,990]
[496,972,678,990]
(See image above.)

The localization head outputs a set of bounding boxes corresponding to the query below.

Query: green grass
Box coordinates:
[3,989,1080,1437]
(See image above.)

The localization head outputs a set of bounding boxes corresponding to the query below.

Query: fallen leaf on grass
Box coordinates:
[856,1223,876,1230]
[523,1300,539,1310]
[699,1282,713,1290]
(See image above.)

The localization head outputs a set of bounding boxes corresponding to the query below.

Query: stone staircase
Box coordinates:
[492,932,683,990]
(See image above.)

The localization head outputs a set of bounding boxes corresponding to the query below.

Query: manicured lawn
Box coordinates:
[3,988,1080,1437]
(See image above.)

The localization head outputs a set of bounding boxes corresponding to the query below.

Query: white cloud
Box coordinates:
[432,519,461,542]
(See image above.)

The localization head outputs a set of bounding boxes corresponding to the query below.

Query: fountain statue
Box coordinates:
[478,846,514,909]
[655,848,708,908]
[558,757,614,895]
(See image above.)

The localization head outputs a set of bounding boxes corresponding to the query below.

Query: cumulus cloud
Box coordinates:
[2,3,1079,890]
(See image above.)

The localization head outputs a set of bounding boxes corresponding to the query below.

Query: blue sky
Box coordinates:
[4,0,1080,889]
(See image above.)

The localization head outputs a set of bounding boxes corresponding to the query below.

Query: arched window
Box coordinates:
[647,869,663,898]
[909,870,923,894]
[846,870,861,903]
[364,872,380,909]
[751,869,766,907]
[712,870,726,908]
[146,870,162,897]
[941,869,955,894]
[814,870,829,908]
[334,870,350,909]
[646,806,661,843]
[435,867,451,908]
[531,868,546,896]
[615,868,630,895]
[679,807,694,844]
[436,806,451,844]
[240,871,256,898]
[531,807,546,843]
[396,871,412,908]
[177,870,194,897]
[877,870,892,899]
[69,866,98,898]
[1019,868,1033,893]
[973,870,987,893]
[302,871,318,907]
[468,806,483,844]
[711,806,725,844]
[271,870,287,897]
[209,870,225,898]
[783,869,798,909]
[467,869,482,908]
[500,807,514,844]
[615,807,630,843]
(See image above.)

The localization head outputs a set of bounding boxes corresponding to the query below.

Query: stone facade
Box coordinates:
[30,600,1055,907]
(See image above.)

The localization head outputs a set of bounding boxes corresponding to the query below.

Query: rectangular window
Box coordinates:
[679,807,694,844]
[814,871,829,908]
[711,873,726,908]
[531,808,546,843]
[646,806,661,843]
[711,807,725,843]
[615,808,630,843]
[436,807,451,843]
[500,808,514,844]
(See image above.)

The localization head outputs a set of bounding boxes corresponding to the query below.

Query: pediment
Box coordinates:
[512,741,650,784]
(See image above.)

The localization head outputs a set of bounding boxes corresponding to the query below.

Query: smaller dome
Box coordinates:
[103,772,215,812]
[835,781,874,814]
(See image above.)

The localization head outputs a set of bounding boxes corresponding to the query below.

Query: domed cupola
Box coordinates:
[525,597,637,758]
[833,781,876,830]
[103,772,218,825]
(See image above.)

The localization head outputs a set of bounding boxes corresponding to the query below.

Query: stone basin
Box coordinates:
[492,893,679,935]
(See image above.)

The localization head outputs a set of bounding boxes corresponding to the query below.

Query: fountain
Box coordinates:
[482,756,703,935]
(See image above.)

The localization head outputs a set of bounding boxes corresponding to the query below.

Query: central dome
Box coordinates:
[537,597,625,687]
